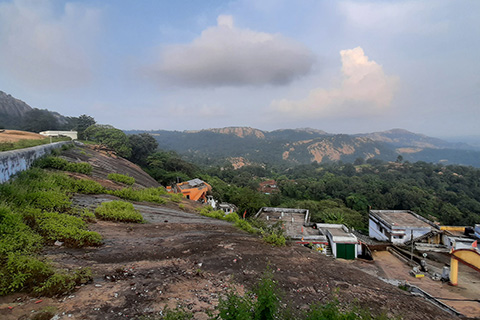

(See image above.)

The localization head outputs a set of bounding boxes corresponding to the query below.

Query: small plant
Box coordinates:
[32,306,57,320]
[170,193,183,203]
[262,231,286,247]
[234,220,259,234]
[35,156,92,174]
[95,200,144,223]
[108,173,135,186]
[33,268,93,297]
[178,203,185,210]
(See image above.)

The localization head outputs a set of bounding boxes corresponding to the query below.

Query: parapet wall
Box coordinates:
[0,141,72,183]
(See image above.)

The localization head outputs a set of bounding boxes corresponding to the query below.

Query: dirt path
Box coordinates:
[358,251,480,318]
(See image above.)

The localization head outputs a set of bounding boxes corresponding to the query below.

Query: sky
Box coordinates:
[0,0,479,138]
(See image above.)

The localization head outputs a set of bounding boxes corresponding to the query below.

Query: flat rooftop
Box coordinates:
[371,210,432,228]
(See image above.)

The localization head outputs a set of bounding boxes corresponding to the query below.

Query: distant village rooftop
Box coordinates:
[370,210,436,228]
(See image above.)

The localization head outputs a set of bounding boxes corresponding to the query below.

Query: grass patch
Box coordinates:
[169,193,183,203]
[108,173,135,186]
[95,200,144,223]
[198,206,260,235]
[0,137,70,152]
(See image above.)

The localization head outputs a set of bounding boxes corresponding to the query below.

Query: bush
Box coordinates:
[108,173,135,186]
[24,190,72,212]
[35,156,92,174]
[262,231,286,247]
[108,187,168,204]
[95,200,144,223]
[33,268,93,297]
[0,253,53,295]
[33,211,102,247]
[170,193,183,203]
[0,206,43,258]
[234,220,259,234]
[70,178,105,194]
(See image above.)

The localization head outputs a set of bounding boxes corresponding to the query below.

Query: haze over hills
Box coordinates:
[2,89,480,167]
[129,126,480,168]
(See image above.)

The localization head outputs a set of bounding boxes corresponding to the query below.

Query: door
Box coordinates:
[336,243,355,260]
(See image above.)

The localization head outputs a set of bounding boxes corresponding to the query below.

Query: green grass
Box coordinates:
[108,173,135,185]
[0,137,70,152]
[95,200,144,223]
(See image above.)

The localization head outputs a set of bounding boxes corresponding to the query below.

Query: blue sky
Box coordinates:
[0,0,479,138]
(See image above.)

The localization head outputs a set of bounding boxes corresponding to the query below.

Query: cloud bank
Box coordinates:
[270,47,398,118]
[150,15,315,87]
[0,0,101,89]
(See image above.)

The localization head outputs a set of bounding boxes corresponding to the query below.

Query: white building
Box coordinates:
[40,131,77,140]
[317,224,359,260]
[369,210,438,244]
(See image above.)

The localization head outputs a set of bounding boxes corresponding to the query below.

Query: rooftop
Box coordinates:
[370,210,434,228]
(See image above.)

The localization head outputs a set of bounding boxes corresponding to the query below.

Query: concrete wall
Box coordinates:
[0,141,71,183]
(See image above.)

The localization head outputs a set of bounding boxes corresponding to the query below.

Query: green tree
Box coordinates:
[128,133,158,166]
[21,109,59,132]
[83,124,131,158]
[76,115,96,140]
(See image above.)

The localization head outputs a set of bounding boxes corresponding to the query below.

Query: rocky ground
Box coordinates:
[0,200,455,320]
[0,145,459,319]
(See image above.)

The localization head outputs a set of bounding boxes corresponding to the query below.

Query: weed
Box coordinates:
[33,268,93,297]
[108,173,135,186]
[170,193,183,203]
[95,200,144,223]
[178,203,185,210]
[262,231,286,247]
[234,220,259,234]
[31,306,57,320]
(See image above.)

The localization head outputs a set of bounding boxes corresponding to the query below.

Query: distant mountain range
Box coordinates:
[129,126,480,168]
[3,89,480,167]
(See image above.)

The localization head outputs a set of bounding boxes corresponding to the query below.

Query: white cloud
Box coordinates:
[149,15,315,87]
[270,47,398,118]
[0,0,101,89]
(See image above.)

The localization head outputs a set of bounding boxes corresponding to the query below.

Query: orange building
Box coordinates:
[166,178,212,202]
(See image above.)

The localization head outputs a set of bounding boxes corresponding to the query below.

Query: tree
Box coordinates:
[21,109,59,132]
[83,124,131,158]
[128,133,158,165]
[77,115,96,140]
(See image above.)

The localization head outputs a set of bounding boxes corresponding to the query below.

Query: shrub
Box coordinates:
[24,190,72,212]
[70,178,105,194]
[0,206,43,258]
[262,231,286,247]
[0,253,53,295]
[33,268,93,297]
[170,193,183,203]
[95,201,143,223]
[234,220,259,234]
[35,156,92,175]
[108,173,135,185]
[34,211,102,247]
[201,209,226,220]
[108,187,168,204]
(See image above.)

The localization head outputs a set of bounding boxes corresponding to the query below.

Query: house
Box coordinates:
[317,224,359,260]
[166,178,212,202]
[369,210,438,244]
[218,203,237,214]
[258,180,279,194]
[39,131,77,140]
[475,224,480,239]
[255,207,328,249]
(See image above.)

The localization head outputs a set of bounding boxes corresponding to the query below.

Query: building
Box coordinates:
[39,131,77,140]
[317,224,359,260]
[255,207,328,250]
[475,224,480,239]
[258,180,279,194]
[166,178,212,202]
[218,203,237,214]
[369,210,438,244]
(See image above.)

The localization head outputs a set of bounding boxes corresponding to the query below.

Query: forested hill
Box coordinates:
[128,127,480,167]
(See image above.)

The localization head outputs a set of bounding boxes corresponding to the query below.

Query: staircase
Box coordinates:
[325,244,333,257]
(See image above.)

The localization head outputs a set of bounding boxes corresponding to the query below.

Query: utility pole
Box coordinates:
[410,230,414,261]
